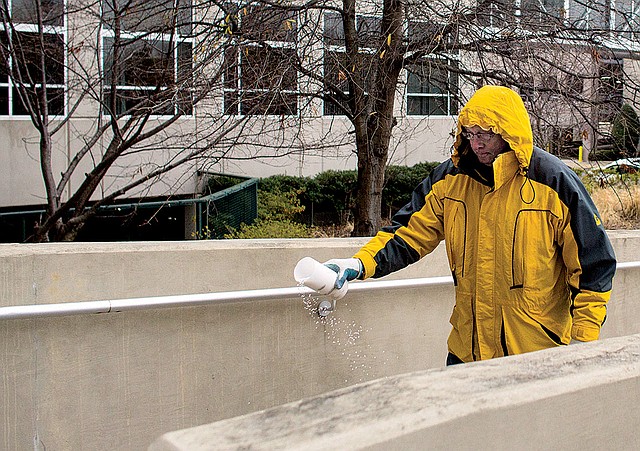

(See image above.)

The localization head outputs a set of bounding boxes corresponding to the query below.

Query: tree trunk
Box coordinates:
[352,0,404,236]
[353,145,385,235]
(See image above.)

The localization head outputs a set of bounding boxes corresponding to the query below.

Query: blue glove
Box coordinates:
[323,258,363,290]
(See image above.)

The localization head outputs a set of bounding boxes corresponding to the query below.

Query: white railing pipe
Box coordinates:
[1,261,638,321]
[0,276,454,320]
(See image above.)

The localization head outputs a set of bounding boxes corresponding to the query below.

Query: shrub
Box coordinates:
[611,103,640,158]
[257,163,439,226]
[224,219,316,238]
[383,162,439,217]
[309,170,358,211]
[207,212,237,237]
[257,189,305,222]
[593,104,640,161]
[223,185,312,238]
[205,175,246,194]
[258,175,309,195]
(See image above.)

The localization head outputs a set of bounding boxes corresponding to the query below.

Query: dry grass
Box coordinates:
[313,222,354,238]
[591,184,640,229]
[313,219,394,238]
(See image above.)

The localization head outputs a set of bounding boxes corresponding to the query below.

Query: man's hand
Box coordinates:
[323,258,363,290]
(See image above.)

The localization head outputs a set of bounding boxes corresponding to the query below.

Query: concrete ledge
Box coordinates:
[2,232,639,449]
[150,334,640,451]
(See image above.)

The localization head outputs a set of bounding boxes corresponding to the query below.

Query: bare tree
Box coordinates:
[0,0,321,241]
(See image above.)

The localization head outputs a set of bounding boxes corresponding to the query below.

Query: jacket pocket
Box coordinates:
[511,209,558,290]
[522,308,567,346]
[443,197,467,281]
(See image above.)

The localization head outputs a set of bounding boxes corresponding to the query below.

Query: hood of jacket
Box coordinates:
[453,86,534,174]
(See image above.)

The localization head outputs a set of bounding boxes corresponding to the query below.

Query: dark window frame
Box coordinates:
[405,57,460,117]
[101,0,194,117]
[222,4,299,116]
[322,12,379,116]
[0,0,66,117]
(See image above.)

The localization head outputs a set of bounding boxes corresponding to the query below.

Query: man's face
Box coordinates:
[463,125,510,166]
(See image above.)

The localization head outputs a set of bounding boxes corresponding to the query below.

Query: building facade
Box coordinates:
[1,0,638,240]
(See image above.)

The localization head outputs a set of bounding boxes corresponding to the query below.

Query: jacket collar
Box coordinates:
[492,150,521,190]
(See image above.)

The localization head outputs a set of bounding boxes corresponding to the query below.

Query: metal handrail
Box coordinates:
[0,276,454,321]
[1,262,639,321]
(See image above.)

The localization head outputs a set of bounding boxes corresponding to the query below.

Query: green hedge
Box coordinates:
[203,162,440,238]
[382,162,439,216]
[257,162,439,226]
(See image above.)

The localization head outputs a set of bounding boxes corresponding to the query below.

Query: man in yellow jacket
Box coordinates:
[321,85,617,364]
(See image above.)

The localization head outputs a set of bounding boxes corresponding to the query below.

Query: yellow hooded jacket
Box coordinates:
[354,86,616,362]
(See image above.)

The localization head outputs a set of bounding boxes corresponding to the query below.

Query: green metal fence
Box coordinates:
[198,178,259,238]
[0,177,259,242]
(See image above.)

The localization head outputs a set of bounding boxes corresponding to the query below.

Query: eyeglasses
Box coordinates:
[461,130,496,143]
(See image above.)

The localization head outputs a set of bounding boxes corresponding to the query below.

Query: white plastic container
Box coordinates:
[293,257,347,300]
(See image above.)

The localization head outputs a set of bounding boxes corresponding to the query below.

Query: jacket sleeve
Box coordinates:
[353,162,453,279]
[556,170,617,341]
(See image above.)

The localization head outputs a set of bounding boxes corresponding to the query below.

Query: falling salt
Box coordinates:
[297,286,388,384]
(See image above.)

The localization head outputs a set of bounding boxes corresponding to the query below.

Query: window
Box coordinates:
[567,0,610,30]
[475,0,515,28]
[407,20,457,48]
[223,4,298,116]
[101,0,193,116]
[323,12,381,47]
[0,0,65,116]
[323,50,349,116]
[519,76,535,103]
[405,20,458,117]
[598,60,624,122]
[520,0,564,28]
[224,45,298,115]
[476,0,627,32]
[563,74,584,96]
[357,15,382,48]
[517,73,583,104]
[11,0,63,26]
[241,4,296,42]
[612,0,640,38]
[103,0,192,35]
[322,13,379,116]
[406,58,459,116]
[0,34,8,115]
[323,12,344,46]
[323,50,374,116]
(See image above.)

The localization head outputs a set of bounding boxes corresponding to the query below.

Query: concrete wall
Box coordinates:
[150,333,640,451]
[0,231,639,450]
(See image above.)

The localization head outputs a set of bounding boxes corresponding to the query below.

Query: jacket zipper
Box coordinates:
[473,186,494,360]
